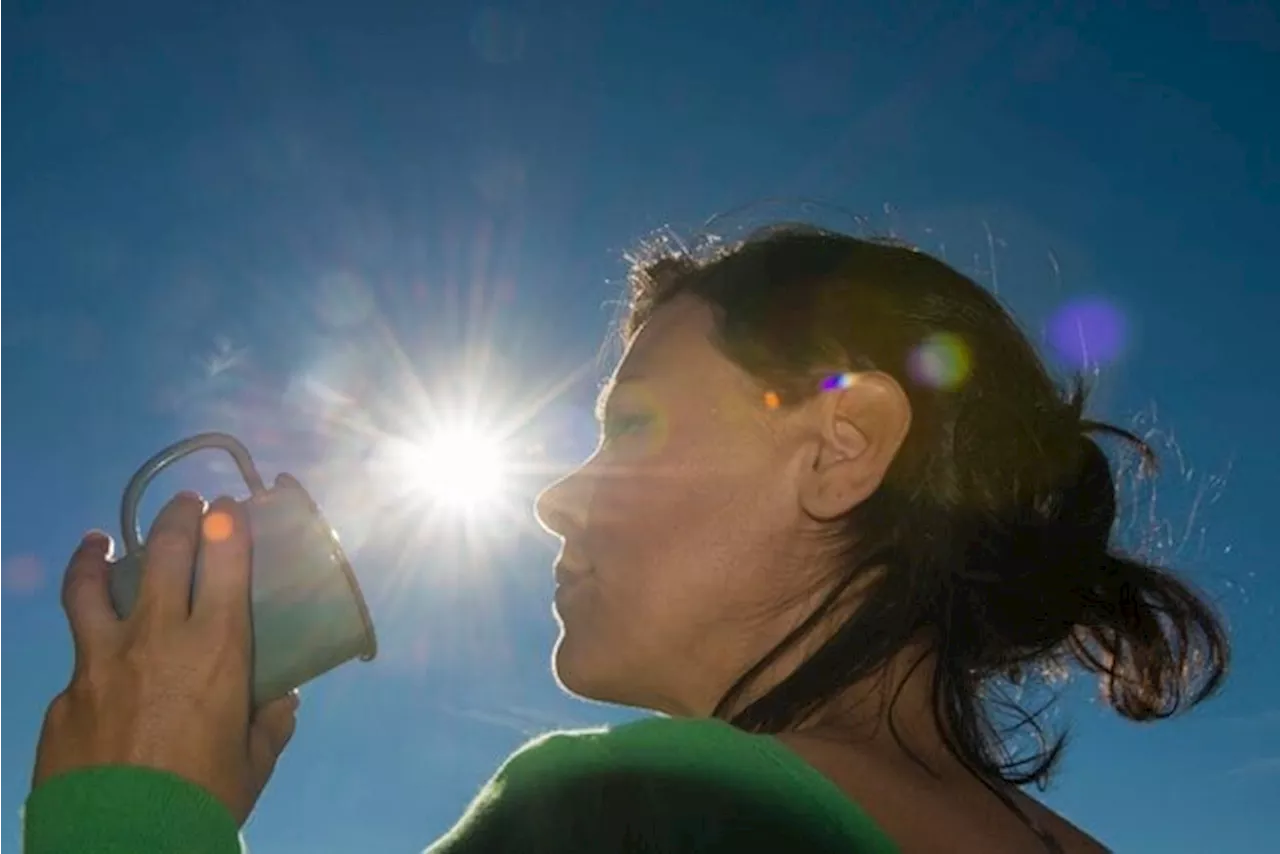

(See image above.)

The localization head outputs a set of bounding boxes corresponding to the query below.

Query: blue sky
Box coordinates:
[4,1,1278,849]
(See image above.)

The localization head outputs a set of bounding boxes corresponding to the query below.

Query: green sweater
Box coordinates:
[23,717,899,853]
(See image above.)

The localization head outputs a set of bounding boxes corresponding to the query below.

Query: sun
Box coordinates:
[403,423,509,514]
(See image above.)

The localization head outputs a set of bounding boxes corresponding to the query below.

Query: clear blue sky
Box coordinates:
[4,1,1278,850]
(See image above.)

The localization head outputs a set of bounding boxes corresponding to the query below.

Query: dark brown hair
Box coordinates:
[623,225,1228,835]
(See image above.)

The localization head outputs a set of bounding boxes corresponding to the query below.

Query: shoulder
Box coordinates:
[495,716,756,780]
[494,715,846,803]
[477,716,793,824]
[427,717,892,854]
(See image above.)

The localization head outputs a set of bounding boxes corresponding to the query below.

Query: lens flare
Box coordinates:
[1048,297,1127,369]
[908,333,972,390]
[820,373,857,392]
[3,554,44,594]
[202,511,236,543]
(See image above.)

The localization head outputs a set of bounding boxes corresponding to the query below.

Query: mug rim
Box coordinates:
[270,486,378,663]
[322,530,376,665]
[330,532,378,662]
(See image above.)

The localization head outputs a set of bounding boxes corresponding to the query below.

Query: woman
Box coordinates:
[25,226,1228,853]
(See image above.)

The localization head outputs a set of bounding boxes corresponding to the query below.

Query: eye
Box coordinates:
[602,411,652,442]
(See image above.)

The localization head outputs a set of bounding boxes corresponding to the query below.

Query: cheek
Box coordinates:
[587,428,786,639]
[591,432,733,563]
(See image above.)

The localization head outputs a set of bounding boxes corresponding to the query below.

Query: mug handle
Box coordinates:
[120,432,269,555]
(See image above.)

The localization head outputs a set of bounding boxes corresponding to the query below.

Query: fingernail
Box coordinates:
[288,689,301,710]
[82,530,111,551]
[208,494,239,511]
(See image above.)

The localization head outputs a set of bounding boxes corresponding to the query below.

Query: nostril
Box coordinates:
[534,473,585,539]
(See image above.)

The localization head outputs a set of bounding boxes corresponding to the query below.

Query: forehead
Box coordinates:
[599,295,764,410]
[611,296,725,382]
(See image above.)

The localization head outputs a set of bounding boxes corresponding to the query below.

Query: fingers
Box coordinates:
[191,496,252,629]
[61,532,119,655]
[248,692,299,786]
[256,692,300,753]
[135,492,205,623]
[274,472,302,490]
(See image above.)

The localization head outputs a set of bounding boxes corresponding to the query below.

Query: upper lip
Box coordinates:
[554,561,592,586]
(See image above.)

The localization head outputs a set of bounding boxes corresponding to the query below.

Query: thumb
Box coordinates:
[248,692,299,788]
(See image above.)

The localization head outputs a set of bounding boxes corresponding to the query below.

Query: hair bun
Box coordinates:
[948,424,1138,659]
[1053,434,1117,556]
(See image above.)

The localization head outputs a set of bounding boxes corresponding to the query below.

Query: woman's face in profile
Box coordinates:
[535,295,829,716]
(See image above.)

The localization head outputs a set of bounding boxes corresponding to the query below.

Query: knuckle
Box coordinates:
[116,643,167,685]
[74,670,105,698]
[64,668,108,707]
[119,640,151,669]
[146,526,197,556]
[45,689,74,721]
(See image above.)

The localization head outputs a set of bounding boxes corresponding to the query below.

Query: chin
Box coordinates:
[551,631,596,697]
[552,631,623,705]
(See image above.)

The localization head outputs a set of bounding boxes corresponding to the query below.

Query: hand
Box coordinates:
[32,492,298,824]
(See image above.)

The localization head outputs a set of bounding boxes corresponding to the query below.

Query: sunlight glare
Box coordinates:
[405,424,508,513]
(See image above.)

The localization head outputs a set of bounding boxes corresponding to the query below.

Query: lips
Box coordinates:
[553,564,593,614]
[554,562,592,587]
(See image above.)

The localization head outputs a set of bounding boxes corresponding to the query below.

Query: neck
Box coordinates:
[714,638,957,772]
[806,645,957,765]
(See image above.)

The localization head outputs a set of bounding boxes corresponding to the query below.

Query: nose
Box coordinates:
[534,467,589,541]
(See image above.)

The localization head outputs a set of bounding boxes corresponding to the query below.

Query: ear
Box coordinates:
[797,372,912,521]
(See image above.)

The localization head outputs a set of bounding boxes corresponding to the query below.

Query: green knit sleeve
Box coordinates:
[23,765,242,854]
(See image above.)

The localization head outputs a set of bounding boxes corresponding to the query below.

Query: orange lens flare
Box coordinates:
[202,511,236,543]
